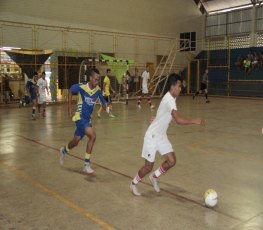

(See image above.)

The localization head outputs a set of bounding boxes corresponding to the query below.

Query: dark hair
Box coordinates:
[28,71,38,79]
[106,69,111,73]
[42,71,46,75]
[86,68,100,79]
[163,73,182,95]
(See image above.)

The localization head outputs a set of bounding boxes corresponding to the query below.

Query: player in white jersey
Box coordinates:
[137,65,154,109]
[36,71,49,117]
[130,74,205,196]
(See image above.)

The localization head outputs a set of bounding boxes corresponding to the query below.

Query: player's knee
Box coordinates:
[169,159,176,167]
[89,132,96,142]
[168,158,176,167]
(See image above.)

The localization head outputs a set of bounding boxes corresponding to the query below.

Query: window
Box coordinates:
[180,32,196,52]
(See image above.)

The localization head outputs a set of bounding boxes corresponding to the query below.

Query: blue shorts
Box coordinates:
[74,119,92,139]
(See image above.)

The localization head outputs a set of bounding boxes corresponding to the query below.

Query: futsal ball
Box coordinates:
[204,189,218,208]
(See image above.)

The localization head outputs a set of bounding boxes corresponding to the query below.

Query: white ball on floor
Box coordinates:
[204,189,218,208]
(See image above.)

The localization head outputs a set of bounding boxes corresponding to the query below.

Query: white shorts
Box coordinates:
[38,94,46,104]
[142,85,148,94]
[141,134,174,163]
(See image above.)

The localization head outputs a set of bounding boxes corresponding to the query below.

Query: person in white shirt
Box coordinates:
[130,74,205,196]
[36,71,49,117]
[138,65,154,109]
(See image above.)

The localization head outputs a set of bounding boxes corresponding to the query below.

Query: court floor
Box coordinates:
[0,96,262,230]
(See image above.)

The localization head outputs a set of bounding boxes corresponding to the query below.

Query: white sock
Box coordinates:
[132,173,141,185]
[153,166,166,178]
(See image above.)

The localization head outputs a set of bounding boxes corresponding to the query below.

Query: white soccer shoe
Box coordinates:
[83,163,94,174]
[109,113,116,118]
[138,104,142,109]
[60,147,66,165]
[130,182,141,196]
[149,173,160,193]
[150,105,155,109]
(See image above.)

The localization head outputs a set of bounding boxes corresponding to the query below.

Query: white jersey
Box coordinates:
[141,71,150,94]
[146,92,177,137]
[37,78,48,96]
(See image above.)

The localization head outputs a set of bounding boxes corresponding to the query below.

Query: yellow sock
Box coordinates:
[84,153,91,163]
[98,106,102,114]
[65,145,70,153]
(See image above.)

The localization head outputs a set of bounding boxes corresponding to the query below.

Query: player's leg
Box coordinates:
[42,101,47,117]
[130,137,156,196]
[108,95,115,118]
[193,88,200,99]
[97,96,109,118]
[149,152,176,192]
[37,96,43,116]
[97,106,102,118]
[147,94,154,109]
[31,99,37,120]
[138,94,143,108]
[60,135,81,165]
[83,127,96,174]
[148,138,175,192]
[204,88,210,103]
[130,160,154,196]
[37,98,41,114]
[60,120,84,165]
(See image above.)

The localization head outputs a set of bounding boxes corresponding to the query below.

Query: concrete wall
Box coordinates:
[0,0,204,70]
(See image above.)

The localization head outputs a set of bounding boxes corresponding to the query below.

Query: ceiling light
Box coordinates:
[0,47,22,51]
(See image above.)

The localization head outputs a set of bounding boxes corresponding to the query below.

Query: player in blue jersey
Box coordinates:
[26,72,38,120]
[60,68,109,174]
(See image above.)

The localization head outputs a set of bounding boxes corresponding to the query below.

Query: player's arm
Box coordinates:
[102,81,107,94]
[68,90,74,118]
[110,84,116,94]
[68,84,80,118]
[35,81,40,97]
[46,83,49,95]
[25,82,30,96]
[172,109,205,126]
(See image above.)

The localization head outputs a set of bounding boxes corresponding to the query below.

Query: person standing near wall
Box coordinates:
[138,65,154,109]
[193,69,210,103]
[3,75,10,104]
[36,71,49,117]
[97,69,116,118]
[26,72,38,120]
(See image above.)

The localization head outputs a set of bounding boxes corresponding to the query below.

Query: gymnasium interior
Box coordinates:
[0,0,263,229]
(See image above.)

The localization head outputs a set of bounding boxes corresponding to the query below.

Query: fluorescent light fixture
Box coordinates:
[0,46,22,50]
[208,4,253,15]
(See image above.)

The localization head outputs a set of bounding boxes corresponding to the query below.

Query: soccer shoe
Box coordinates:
[59,147,66,165]
[83,163,94,174]
[138,104,142,109]
[206,100,210,103]
[149,173,160,193]
[130,182,141,196]
[109,113,116,118]
[97,113,101,118]
[150,105,155,109]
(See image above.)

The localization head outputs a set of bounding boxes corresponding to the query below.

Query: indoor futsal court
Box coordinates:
[0,0,263,230]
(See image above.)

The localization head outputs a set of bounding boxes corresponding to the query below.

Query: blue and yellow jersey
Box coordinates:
[103,75,111,96]
[70,83,106,122]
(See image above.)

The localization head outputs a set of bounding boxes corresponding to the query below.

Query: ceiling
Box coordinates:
[194,0,263,14]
